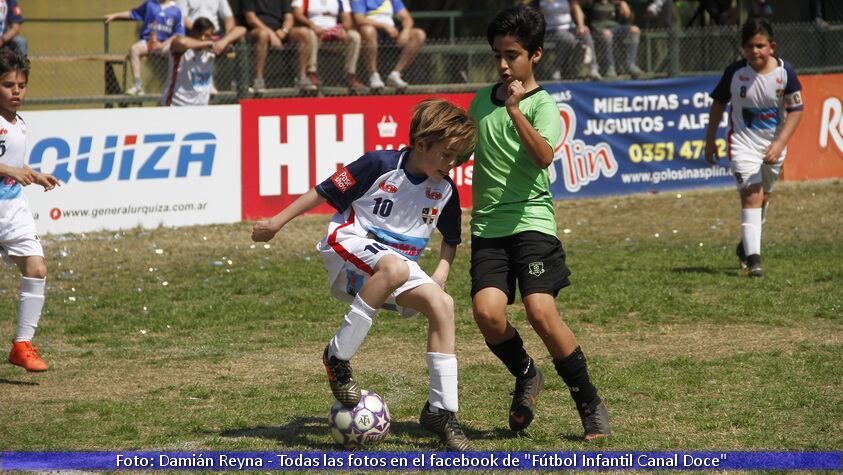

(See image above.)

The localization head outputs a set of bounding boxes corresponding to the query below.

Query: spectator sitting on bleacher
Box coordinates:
[243,0,315,93]
[105,0,186,96]
[585,0,642,79]
[162,17,217,106]
[532,0,601,80]
[292,0,365,92]
[0,0,26,55]
[810,0,830,30]
[699,0,738,25]
[351,0,426,90]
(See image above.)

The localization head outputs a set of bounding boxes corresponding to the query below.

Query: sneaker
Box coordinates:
[587,68,603,81]
[604,66,618,79]
[251,77,267,93]
[322,346,361,407]
[578,398,612,440]
[386,71,408,89]
[346,73,366,92]
[126,84,145,96]
[509,367,544,431]
[746,254,763,278]
[297,74,317,92]
[369,72,385,90]
[627,63,643,79]
[419,402,471,452]
[551,70,562,81]
[8,340,48,372]
[736,240,748,274]
[306,71,321,87]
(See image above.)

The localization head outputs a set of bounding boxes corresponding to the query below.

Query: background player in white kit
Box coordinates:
[704,18,803,277]
[251,99,476,451]
[162,17,240,106]
[0,48,59,371]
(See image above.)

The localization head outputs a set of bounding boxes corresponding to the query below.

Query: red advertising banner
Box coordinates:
[783,74,843,181]
[240,94,473,220]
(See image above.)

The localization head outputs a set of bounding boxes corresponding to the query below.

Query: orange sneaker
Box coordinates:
[8,340,49,372]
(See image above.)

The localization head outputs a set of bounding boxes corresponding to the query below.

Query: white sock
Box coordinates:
[15,277,46,342]
[427,352,459,413]
[328,294,376,361]
[741,208,763,256]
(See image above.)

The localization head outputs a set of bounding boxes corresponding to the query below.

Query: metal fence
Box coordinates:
[23,19,843,108]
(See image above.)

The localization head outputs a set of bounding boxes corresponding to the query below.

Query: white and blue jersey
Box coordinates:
[316,148,460,271]
[0,113,36,239]
[162,47,215,106]
[711,57,803,161]
[130,0,185,41]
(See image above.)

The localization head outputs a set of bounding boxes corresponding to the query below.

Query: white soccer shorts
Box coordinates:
[0,234,44,265]
[317,234,435,318]
[730,152,783,192]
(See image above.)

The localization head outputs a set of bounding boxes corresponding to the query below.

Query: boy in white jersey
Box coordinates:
[705,18,803,277]
[251,99,476,451]
[162,17,227,106]
[0,48,59,371]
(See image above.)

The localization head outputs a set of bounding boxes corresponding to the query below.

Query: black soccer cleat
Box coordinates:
[508,367,544,432]
[746,254,763,278]
[419,402,471,452]
[322,345,361,407]
[578,398,612,440]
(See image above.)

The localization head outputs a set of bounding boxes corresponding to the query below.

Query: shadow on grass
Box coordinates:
[0,378,39,386]
[220,416,446,450]
[670,266,735,275]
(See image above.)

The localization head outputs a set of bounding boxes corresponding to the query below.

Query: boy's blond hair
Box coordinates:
[409,99,477,161]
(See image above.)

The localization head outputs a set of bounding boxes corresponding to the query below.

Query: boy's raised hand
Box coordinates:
[504,77,526,109]
[33,171,60,191]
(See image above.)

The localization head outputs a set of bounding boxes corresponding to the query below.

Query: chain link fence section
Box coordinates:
[23,20,843,108]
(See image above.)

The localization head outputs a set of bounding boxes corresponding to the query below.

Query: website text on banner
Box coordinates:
[785,74,843,180]
[23,106,242,235]
[239,94,474,221]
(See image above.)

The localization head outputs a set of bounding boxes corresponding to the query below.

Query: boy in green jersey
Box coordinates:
[467,5,610,440]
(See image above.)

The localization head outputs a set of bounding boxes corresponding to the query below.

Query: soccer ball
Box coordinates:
[328,389,390,448]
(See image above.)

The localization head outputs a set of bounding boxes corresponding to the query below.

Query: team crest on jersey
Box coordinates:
[421,207,439,224]
[775,88,783,100]
[331,167,357,192]
[790,91,803,105]
[528,262,545,277]
[379,180,398,193]
[425,187,443,200]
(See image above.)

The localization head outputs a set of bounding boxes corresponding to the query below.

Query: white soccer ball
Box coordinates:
[328,389,390,448]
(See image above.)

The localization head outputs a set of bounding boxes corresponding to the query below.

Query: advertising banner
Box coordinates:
[23,106,242,234]
[783,73,843,180]
[239,94,474,220]
[544,76,734,199]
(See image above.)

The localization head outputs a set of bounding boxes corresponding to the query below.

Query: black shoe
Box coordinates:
[508,368,544,431]
[736,241,748,274]
[578,398,612,440]
[322,346,361,407]
[419,402,471,451]
[746,254,763,278]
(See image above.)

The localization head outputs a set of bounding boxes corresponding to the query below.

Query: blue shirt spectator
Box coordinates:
[130,0,186,41]
[0,0,26,55]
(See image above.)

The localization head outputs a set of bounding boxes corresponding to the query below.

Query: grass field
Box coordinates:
[1,180,841,461]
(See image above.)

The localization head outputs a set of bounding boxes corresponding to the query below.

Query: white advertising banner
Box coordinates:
[22,105,241,235]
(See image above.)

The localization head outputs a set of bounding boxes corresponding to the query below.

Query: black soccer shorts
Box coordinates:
[470,231,572,305]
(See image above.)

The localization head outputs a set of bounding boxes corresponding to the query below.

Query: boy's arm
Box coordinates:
[764,110,803,163]
[104,11,132,23]
[704,100,727,164]
[31,169,60,191]
[172,35,214,54]
[251,188,327,242]
[505,80,555,169]
[430,242,457,289]
[0,164,36,185]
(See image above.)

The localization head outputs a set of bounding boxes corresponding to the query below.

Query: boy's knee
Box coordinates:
[25,260,47,279]
[428,292,454,321]
[601,29,613,39]
[375,256,410,287]
[412,28,427,44]
[630,25,641,35]
[472,305,501,329]
[359,25,377,41]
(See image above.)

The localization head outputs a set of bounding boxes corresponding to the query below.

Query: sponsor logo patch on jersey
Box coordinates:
[379,180,398,193]
[421,207,439,224]
[331,167,357,192]
[425,187,443,200]
[789,90,803,105]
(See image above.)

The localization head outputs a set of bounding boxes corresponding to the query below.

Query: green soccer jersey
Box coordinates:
[468,84,562,238]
